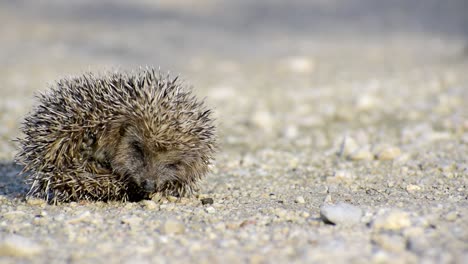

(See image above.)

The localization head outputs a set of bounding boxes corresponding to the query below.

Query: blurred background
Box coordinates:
[0,0,467,159]
[1,0,467,74]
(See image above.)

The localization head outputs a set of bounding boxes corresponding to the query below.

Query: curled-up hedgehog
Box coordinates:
[16,68,216,202]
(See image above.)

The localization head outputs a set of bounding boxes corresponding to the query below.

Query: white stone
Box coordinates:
[320,202,363,226]
[373,210,411,231]
[0,235,42,257]
[205,206,216,214]
[121,216,142,226]
[406,184,422,192]
[294,196,305,204]
[349,148,374,161]
[66,211,92,224]
[338,136,359,157]
[163,219,185,235]
[371,233,407,252]
[376,146,401,160]
[141,200,158,210]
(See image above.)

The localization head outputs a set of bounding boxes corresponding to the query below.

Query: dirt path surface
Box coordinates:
[1,1,467,263]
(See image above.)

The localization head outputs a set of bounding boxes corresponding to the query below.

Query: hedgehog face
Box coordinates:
[110,125,193,201]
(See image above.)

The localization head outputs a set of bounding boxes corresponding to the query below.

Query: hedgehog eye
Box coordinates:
[131,141,145,159]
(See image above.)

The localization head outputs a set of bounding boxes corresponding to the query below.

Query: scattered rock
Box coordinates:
[294,196,305,204]
[141,200,158,210]
[406,234,431,255]
[121,216,143,227]
[327,170,355,183]
[375,146,401,160]
[205,206,216,214]
[26,198,46,206]
[0,235,42,257]
[373,210,411,231]
[402,226,424,238]
[201,198,214,205]
[274,208,288,219]
[320,202,363,226]
[166,196,178,203]
[445,211,459,221]
[349,148,374,161]
[124,203,135,209]
[2,211,27,220]
[239,220,257,228]
[163,219,185,235]
[66,211,92,224]
[406,184,422,192]
[150,193,163,202]
[371,233,407,252]
[323,194,333,204]
[338,136,359,157]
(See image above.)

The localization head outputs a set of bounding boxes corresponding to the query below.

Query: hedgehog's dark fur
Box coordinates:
[15,68,216,203]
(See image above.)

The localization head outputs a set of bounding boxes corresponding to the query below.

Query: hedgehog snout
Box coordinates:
[142,178,157,193]
[128,163,171,193]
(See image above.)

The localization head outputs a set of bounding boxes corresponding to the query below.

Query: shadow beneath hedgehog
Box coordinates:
[0,161,29,199]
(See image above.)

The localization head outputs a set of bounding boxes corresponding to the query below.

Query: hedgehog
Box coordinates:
[15,68,216,203]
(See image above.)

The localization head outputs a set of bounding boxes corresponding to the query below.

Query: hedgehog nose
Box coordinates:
[142,179,156,193]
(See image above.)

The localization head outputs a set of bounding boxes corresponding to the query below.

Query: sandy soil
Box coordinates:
[0,1,467,263]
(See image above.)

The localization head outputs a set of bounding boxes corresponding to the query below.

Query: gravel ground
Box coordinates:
[1,1,467,263]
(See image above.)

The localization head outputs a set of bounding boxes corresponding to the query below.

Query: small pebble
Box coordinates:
[163,219,185,235]
[141,200,158,210]
[320,202,363,226]
[26,198,46,206]
[323,194,333,204]
[373,210,411,231]
[349,148,374,161]
[0,235,42,257]
[274,208,288,219]
[2,211,27,220]
[327,170,355,183]
[205,206,216,214]
[406,235,431,255]
[121,216,142,227]
[201,198,214,205]
[240,220,257,228]
[371,250,392,263]
[376,146,401,160]
[406,184,422,192]
[372,233,407,253]
[66,211,92,224]
[445,211,458,221]
[338,136,359,157]
[294,196,305,204]
[166,196,178,203]
[124,203,135,209]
